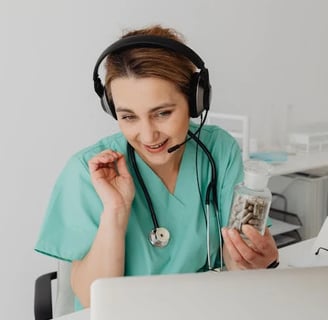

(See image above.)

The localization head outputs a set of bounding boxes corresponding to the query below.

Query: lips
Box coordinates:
[147,141,167,149]
[144,139,169,152]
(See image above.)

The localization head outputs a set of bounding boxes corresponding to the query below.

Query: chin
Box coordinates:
[142,152,171,166]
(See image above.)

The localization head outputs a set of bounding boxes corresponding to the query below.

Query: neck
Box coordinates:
[129,143,185,194]
[150,147,185,194]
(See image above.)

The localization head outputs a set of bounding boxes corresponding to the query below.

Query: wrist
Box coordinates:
[100,207,130,233]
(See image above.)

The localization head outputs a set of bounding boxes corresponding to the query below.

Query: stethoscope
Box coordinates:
[127,142,170,247]
[127,129,223,270]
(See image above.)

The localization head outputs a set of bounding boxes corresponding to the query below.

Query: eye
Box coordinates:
[120,114,137,121]
[155,110,172,118]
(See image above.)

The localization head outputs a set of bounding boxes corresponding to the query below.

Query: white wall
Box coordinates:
[1,1,327,319]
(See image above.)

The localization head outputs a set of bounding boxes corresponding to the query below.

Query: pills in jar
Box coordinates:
[228,194,270,235]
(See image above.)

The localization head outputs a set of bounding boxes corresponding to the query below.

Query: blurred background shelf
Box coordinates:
[269,193,303,248]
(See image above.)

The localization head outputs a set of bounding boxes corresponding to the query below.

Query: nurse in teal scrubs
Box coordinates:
[35,25,279,309]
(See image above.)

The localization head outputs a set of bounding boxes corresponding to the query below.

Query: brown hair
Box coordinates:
[104,25,195,100]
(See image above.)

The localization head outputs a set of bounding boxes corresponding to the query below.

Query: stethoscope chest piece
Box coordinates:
[149,227,170,247]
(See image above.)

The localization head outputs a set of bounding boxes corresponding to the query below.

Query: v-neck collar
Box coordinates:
[133,141,198,207]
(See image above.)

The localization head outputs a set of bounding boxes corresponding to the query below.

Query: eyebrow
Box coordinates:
[116,103,176,114]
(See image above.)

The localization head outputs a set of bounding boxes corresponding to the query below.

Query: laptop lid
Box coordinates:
[91,267,328,320]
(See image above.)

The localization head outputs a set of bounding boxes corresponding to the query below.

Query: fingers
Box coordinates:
[115,154,132,177]
[88,150,120,174]
[222,225,279,270]
[242,225,278,255]
[221,227,253,269]
[87,150,135,211]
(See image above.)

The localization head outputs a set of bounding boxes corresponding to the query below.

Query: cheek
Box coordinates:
[117,121,135,140]
[168,118,189,138]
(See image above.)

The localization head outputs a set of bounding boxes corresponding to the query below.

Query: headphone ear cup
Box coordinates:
[188,73,199,118]
[189,72,206,118]
[101,89,117,119]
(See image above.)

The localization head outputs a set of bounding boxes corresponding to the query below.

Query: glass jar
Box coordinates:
[228,160,272,236]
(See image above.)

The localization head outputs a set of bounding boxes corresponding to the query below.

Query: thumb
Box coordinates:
[115,154,131,177]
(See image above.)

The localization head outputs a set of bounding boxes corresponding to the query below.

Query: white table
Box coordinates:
[270,151,328,176]
[278,237,328,268]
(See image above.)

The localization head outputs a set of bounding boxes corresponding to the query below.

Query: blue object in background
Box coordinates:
[249,151,288,163]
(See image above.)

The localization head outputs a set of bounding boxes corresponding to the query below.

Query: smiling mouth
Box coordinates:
[146,139,168,149]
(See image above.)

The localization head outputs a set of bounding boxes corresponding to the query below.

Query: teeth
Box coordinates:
[148,141,165,149]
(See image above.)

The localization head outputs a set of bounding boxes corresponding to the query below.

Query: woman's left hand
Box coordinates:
[222,225,279,270]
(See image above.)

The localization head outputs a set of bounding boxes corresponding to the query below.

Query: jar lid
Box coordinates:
[244,160,272,190]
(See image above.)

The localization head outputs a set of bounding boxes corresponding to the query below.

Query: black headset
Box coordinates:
[93,35,211,119]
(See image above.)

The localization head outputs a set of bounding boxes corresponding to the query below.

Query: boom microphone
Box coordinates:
[167,137,191,153]
[168,110,208,153]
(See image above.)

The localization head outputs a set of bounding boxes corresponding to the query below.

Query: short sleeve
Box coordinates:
[35,155,103,262]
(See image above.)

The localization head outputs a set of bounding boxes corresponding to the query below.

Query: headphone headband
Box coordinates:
[93,34,211,118]
[93,35,205,82]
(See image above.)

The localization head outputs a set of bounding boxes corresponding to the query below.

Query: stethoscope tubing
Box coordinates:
[127,131,218,231]
[127,143,160,229]
[127,130,222,269]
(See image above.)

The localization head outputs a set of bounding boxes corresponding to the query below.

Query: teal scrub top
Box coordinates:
[35,122,243,309]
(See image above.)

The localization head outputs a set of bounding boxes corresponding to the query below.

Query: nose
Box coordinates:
[139,119,159,144]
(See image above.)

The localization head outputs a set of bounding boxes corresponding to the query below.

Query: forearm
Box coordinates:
[71,209,128,307]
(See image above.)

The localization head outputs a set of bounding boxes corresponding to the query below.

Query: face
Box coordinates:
[111,77,190,169]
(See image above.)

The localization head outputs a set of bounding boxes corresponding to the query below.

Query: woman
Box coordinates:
[35,25,278,309]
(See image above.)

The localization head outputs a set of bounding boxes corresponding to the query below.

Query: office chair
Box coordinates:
[34,261,75,320]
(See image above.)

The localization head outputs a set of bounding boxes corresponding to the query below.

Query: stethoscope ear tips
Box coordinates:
[149,227,170,248]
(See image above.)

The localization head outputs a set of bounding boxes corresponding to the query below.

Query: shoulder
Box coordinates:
[189,121,243,179]
[189,121,239,152]
[73,132,126,162]
[61,132,127,174]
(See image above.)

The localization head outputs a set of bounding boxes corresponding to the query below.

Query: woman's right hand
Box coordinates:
[72,151,133,307]
[88,150,135,214]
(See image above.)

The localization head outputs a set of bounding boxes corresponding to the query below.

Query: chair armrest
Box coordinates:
[34,271,57,320]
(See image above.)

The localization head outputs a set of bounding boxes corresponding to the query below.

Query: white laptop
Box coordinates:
[90,266,328,320]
